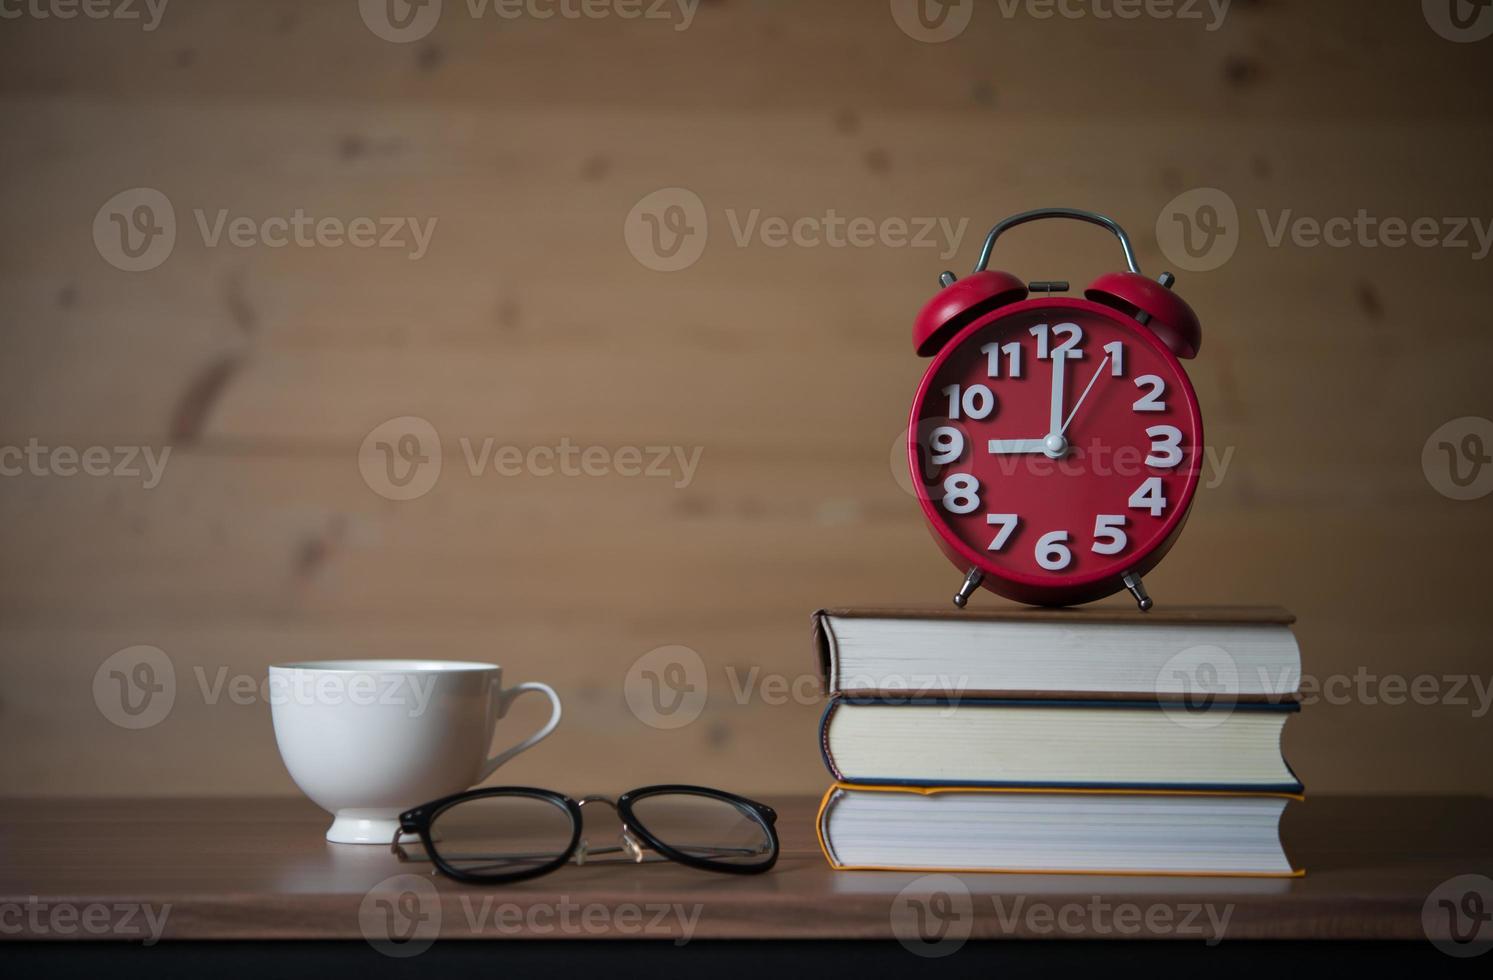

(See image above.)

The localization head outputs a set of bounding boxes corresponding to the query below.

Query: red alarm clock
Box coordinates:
[907,208,1203,611]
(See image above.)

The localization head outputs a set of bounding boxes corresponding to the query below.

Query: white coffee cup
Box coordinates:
[268,660,562,843]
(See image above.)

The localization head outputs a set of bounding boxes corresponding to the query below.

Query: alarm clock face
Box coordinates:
[908,298,1202,604]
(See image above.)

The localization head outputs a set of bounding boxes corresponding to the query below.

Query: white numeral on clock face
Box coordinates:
[980,341,1023,378]
[1103,341,1125,376]
[1092,514,1127,555]
[1133,375,1167,412]
[1145,425,1183,468]
[941,383,997,420]
[986,513,1018,551]
[1035,530,1072,570]
[942,474,981,514]
[1030,322,1084,359]
[925,426,965,465]
[1128,476,1168,517]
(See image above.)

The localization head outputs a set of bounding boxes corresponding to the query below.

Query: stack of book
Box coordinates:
[812,606,1303,877]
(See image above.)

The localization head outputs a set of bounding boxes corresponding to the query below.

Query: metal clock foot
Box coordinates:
[1121,571,1153,612]
[952,568,984,608]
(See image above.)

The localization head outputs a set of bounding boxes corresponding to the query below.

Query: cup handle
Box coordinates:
[479,681,562,781]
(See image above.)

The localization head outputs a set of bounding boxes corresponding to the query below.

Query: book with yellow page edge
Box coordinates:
[816,783,1303,877]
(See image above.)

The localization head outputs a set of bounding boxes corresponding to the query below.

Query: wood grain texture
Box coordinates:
[0,1,1492,799]
[0,794,1485,940]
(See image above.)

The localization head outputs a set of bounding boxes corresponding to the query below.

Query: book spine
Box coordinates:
[810,610,838,694]
[817,696,845,781]
[814,785,843,870]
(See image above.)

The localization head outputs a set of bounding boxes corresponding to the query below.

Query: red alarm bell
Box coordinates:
[912,270,1028,357]
[1086,271,1202,359]
[908,208,1205,611]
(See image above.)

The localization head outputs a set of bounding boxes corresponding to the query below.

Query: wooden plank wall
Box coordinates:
[1,0,1491,797]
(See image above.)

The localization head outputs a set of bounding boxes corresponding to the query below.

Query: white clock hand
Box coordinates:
[1060,352,1113,435]
[987,439,1048,455]
[1047,351,1067,440]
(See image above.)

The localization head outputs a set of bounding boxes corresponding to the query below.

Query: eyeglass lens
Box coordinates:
[628,791,774,868]
[427,793,575,878]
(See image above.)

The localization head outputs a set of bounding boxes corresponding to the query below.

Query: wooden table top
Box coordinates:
[1,795,1487,942]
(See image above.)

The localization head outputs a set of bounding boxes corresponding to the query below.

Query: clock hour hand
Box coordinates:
[987,438,1048,455]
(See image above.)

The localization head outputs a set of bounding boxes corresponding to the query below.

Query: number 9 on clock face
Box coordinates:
[908,301,1203,607]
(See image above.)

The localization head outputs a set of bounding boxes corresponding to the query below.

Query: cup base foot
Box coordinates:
[326,813,402,844]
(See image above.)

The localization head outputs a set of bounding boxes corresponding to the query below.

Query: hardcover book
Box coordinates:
[819,696,1302,793]
[814,606,1300,700]
[817,784,1301,876]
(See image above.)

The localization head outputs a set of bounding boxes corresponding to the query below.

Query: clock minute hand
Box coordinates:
[1060,352,1113,435]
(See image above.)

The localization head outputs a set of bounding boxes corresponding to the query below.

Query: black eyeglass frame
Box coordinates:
[395,783,780,884]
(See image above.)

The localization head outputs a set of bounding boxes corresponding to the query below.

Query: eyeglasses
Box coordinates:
[391,784,779,883]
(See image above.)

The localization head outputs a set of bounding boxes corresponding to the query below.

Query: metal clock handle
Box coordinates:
[972,207,1142,277]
